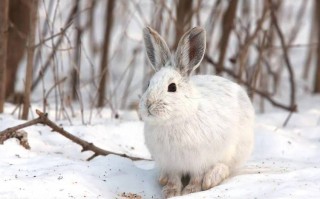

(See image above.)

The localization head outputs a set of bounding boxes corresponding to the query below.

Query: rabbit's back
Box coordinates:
[191,75,254,124]
[191,74,255,168]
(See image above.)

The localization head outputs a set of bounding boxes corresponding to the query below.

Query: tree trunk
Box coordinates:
[6,0,31,99]
[0,0,9,112]
[314,0,320,93]
[174,0,193,49]
[216,0,238,74]
[97,0,115,107]
[71,1,81,101]
[22,0,38,120]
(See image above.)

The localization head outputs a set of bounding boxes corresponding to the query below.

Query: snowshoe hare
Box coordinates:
[139,27,254,198]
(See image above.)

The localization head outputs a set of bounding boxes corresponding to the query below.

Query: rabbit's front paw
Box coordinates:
[202,163,230,190]
[181,175,202,195]
[159,171,168,186]
[162,175,182,198]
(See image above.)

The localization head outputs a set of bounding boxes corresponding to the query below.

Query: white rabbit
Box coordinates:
[139,27,254,198]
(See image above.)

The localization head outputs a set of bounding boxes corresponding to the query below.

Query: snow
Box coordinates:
[1,95,320,199]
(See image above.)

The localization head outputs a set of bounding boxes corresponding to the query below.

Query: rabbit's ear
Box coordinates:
[175,27,206,77]
[143,27,171,71]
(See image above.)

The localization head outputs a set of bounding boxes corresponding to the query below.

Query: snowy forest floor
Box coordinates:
[1,95,320,199]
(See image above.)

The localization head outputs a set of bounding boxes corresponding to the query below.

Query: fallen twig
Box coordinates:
[0,109,149,161]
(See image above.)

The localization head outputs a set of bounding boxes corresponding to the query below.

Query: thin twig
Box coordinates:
[32,21,73,48]
[282,111,293,127]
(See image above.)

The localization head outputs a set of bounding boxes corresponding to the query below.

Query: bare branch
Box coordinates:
[205,55,297,112]
[270,2,297,111]
[31,3,79,91]
[0,109,149,161]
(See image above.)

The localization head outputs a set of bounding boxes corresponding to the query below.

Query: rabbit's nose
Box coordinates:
[147,98,157,109]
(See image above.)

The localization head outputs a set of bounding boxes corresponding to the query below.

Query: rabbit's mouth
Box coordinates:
[145,102,169,120]
[147,107,153,117]
[148,105,159,117]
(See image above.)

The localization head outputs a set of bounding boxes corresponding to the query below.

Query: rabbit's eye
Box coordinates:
[168,83,176,92]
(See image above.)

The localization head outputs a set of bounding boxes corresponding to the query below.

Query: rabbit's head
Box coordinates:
[139,27,206,123]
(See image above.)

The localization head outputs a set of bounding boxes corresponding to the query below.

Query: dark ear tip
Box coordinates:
[144,26,156,34]
[190,27,206,35]
[187,27,206,43]
[192,26,205,31]
[143,27,151,34]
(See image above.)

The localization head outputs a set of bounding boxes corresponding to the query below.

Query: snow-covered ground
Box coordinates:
[1,94,320,199]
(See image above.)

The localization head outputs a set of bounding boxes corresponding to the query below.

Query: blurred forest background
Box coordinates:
[0,0,319,123]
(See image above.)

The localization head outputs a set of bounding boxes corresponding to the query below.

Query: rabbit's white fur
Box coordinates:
[140,27,254,197]
[141,69,254,174]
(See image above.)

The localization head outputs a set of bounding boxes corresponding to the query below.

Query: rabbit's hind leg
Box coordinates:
[181,174,203,195]
[202,163,230,190]
[162,174,182,198]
